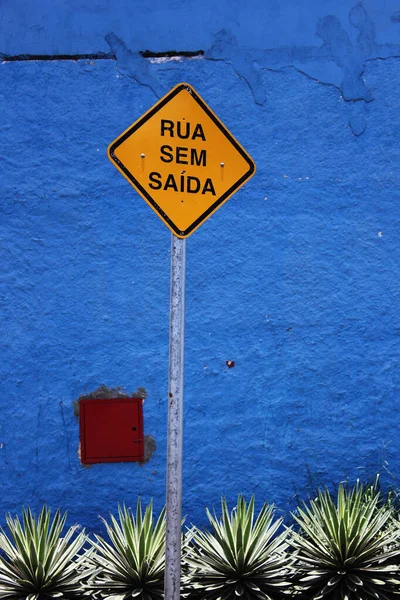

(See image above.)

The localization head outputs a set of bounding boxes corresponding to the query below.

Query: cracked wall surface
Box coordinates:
[1,1,400,529]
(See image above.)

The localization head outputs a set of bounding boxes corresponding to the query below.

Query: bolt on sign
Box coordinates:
[108,83,256,238]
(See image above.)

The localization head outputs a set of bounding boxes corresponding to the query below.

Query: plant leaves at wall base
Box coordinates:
[0,506,88,600]
[289,481,400,600]
[184,495,293,600]
[85,500,167,600]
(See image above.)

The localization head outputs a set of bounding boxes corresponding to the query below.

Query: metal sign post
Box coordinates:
[165,233,186,600]
[107,81,255,600]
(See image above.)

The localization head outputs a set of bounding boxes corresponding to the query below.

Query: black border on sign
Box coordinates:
[109,83,255,238]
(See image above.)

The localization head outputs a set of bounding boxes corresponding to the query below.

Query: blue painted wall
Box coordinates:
[1,1,400,530]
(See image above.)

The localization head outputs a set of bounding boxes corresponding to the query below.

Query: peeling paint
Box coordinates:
[105,33,164,98]
[140,435,157,465]
[9,2,398,139]
[77,442,92,468]
[149,55,203,64]
[204,3,396,113]
[74,384,146,417]
[100,3,400,136]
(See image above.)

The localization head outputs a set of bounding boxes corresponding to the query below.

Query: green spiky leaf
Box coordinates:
[289,482,400,600]
[85,501,168,600]
[0,506,88,600]
[184,496,293,600]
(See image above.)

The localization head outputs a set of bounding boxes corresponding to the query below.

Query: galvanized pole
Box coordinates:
[164,233,186,600]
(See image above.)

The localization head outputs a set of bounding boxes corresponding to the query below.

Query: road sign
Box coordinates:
[107,83,256,600]
[108,83,256,238]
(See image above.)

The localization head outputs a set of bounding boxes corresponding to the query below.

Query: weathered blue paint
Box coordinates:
[1,2,400,531]
[3,0,400,56]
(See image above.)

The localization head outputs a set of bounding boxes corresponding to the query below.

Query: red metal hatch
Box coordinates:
[80,397,144,464]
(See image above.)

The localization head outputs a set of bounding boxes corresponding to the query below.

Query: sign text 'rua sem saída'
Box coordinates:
[108,83,256,238]
[149,118,215,196]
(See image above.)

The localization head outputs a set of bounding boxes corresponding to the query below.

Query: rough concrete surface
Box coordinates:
[1,1,400,530]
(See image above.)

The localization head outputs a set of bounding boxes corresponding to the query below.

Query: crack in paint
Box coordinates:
[3,3,400,137]
[1,53,114,62]
[141,50,204,58]
[103,3,400,135]
[203,3,400,133]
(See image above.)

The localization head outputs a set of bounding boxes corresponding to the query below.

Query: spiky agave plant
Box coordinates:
[86,500,167,600]
[290,481,400,600]
[0,506,88,600]
[184,496,293,600]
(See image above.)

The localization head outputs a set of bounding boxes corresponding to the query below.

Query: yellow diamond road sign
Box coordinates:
[108,83,256,238]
